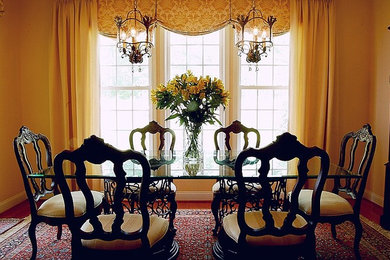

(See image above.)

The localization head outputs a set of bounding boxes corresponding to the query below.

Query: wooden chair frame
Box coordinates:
[128,120,177,229]
[54,135,179,259]
[211,120,261,234]
[13,126,60,259]
[213,133,330,259]
[323,124,376,258]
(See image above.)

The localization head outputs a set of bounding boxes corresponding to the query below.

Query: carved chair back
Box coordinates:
[54,135,152,250]
[336,124,376,213]
[129,120,176,151]
[214,120,260,151]
[234,133,329,245]
[13,126,56,216]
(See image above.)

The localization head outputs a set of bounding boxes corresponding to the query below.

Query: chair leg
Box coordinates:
[354,218,363,259]
[28,222,37,260]
[331,223,337,239]
[56,225,62,240]
[211,195,220,235]
[169,195,178,232]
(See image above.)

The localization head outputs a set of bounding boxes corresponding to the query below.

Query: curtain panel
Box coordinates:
[289,0,335,150]
[97,0,289,36]
[49,0,99,153]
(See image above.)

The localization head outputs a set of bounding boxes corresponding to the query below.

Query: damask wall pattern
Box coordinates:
[98,0,289,37]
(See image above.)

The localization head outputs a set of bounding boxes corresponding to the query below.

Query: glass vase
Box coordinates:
[184,123,203,163]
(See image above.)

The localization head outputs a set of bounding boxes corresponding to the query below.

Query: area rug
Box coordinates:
[1,210,390,259]
[0,219,23,235]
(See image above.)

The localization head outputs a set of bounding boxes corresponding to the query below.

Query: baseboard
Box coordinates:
[364,190,384,207]
[0,192,26,214]
[176,191,212,201]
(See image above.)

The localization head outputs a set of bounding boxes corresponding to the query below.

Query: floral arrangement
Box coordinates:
[151,70,229,159]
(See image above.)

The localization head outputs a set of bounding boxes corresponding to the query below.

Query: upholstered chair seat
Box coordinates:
[222,211,307,246]
[37,191,104,218]
[81,213,169,250]
[298,189,353,216]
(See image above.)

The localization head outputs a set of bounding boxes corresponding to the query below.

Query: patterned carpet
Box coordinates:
[0,219,23,235]
[1,210,390,259]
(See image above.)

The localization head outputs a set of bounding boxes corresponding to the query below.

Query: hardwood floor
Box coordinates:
[0,199,384,226]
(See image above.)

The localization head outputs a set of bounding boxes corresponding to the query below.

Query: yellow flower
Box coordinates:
[189,85,199,95]
[157,83,166,92]
[151,89,158,104]
[167,82,176,92]
[181,89,189,101]
[197,79,206,91]
[172,87,179,96]
[187,75,198,84]
[199,92,205,100]
[216,79,224,90]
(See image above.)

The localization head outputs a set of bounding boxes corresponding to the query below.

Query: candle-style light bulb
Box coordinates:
[252,27,259,42]
[130,28,137,43]
[120,31,127,41]
[261,30,267,41]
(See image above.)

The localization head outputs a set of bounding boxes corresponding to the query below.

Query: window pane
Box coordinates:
[170,46,186,64]
[170,66,187,78]
[274,46,289,65]
[117,111,132,130]
[187,45,202,64]
[273,66,289,86]
[203,32,219,44]
[203,66,219,78]
[100,66,116,87]
[258,89,273,109]
[133,90,149,110]
[99,34,151,150]
[100,46,116,65]
[239,33,290,171]
[117,90,132,110]
[240,66,256,86]
[101,90,116,110]
[133,67,149,86]
[187,65,203,76]
[257,66,273,86]
[204,46,219,64]
[167,30,222,157]
[170,33,186,44]
[241,89,257,109]
[117,67,132,86]
[258,110,273,129]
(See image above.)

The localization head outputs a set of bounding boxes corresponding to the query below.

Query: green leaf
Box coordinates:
[165,114,180,121]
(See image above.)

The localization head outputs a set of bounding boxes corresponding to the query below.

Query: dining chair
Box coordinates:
[54,135,179,259]
[13,126,105,260]
[213,132,330,259]
[211,120,261,234]
[297,124,376,258]
[129,120,177,229]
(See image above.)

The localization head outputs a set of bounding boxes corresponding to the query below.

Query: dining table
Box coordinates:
[28,149,361,231]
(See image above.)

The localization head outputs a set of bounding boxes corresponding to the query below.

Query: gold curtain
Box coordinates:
[97,0,289,36]
[49,0,99,154]
[289,0,335,149]
[0,0,4,16]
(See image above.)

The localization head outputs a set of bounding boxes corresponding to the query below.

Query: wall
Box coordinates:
[0,0,52,212]
[0,0,24,210]
[369,0,390,205]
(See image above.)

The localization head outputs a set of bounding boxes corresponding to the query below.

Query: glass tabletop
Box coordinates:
[28,150,360,180]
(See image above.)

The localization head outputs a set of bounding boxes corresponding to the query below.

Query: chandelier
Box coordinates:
[115,0,157,64]
[232,0,277,64]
